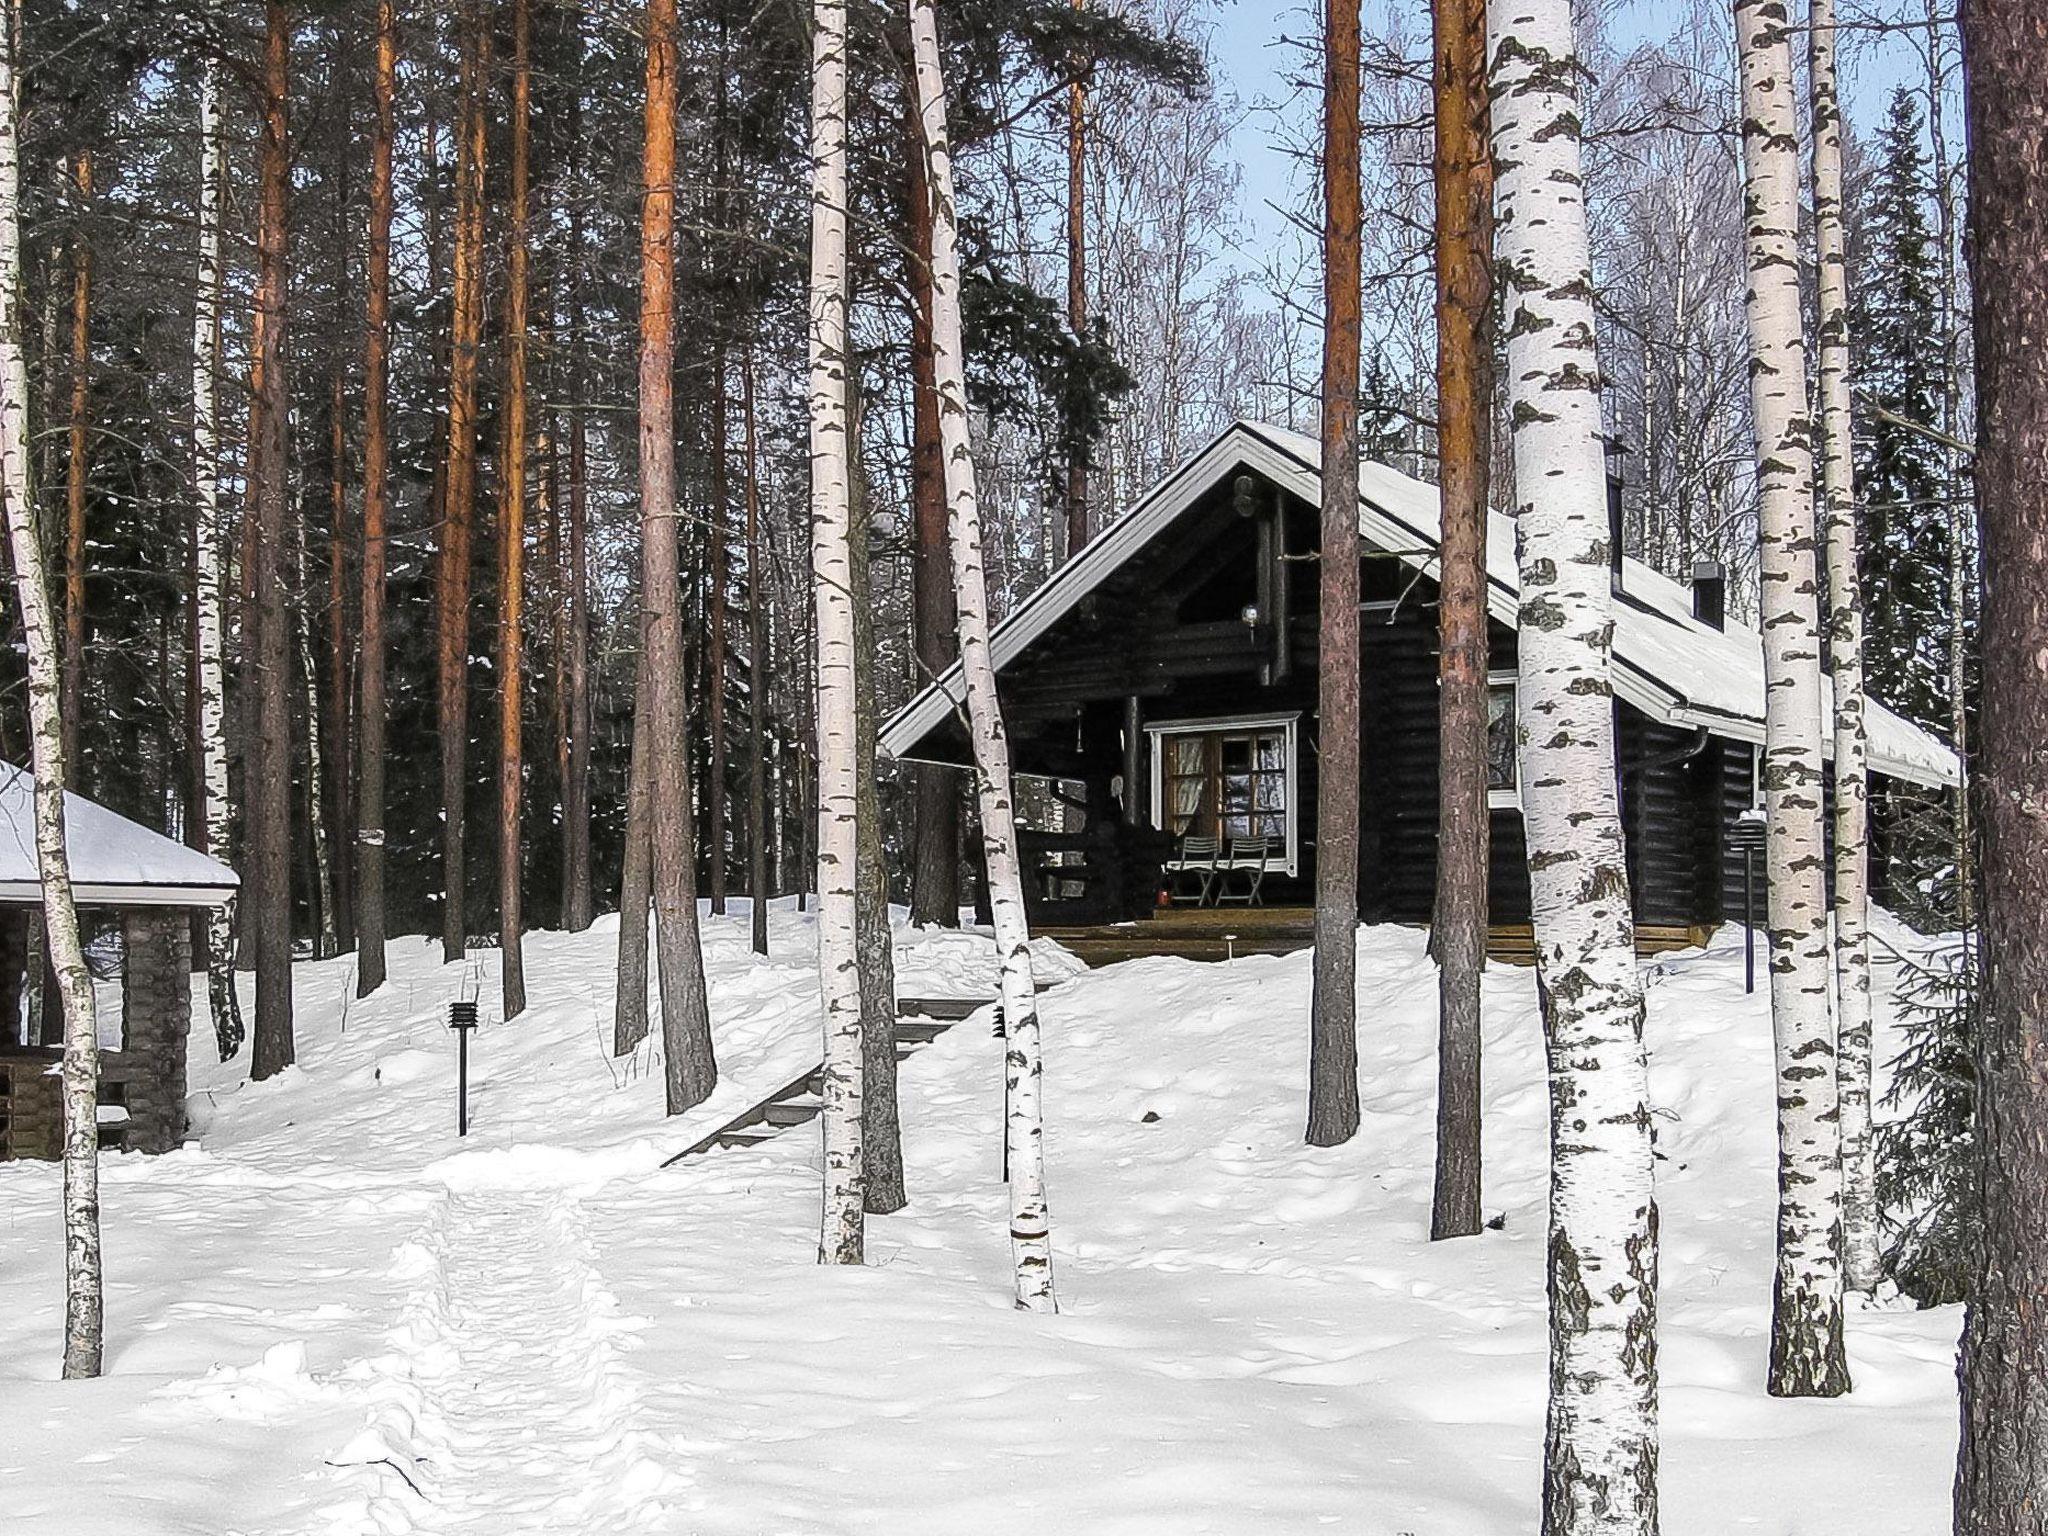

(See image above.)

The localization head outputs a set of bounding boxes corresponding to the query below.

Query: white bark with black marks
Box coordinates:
[1735,0,1851,1398]
[810,0,862,1265]
[1809,0,1877,1296]
[0,0,103,1378]
[1489,0,1658,1527]
[192,46,241,1061]
[909,0,1055,1312]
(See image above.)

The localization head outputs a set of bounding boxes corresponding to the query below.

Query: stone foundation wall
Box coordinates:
[0,906,194,1160]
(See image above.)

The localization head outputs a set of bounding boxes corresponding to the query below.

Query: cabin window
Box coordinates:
[1146,712,1300,875]
[1488,673,1519,808]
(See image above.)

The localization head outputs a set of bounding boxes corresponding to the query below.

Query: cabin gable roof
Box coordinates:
[0,762,239,907]
[880,420,1959,789]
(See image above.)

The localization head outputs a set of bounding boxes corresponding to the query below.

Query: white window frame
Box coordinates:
[1488,670,1521,810]
[1146,711,1301,877]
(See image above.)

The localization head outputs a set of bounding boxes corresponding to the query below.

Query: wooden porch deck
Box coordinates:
[1034,906,1714,969]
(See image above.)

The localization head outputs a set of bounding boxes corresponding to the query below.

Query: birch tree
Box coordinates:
[810,0,863,1265]
[909,0,1057,1313]
[0,0,101,1376]
[1734,0,1850,1399]
[1489,0,1658,1524]
[1954,0,2048,1518]
[192,39,241,1057]
[1809,0,1876,1296]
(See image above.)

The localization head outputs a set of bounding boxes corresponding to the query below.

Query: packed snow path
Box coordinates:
[341,1190,678,1533]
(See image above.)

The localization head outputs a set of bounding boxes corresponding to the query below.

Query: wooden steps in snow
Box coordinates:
[663,1002,988,1165]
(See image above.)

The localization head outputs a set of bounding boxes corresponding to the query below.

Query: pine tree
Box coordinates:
[1954,0,2048,1515]
[1307,0,1362,1151]
[1428,0,1491,1240]
[1849,87,1950,737]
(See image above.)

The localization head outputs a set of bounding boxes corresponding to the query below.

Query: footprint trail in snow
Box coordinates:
[333,1190,678,1534]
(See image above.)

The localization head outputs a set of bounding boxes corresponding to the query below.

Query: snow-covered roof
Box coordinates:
[880,419,1960,789]
[0,761,238,907]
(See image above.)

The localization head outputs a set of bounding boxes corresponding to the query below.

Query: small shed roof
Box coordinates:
[880,420,1960,789]
[0,762,238,907]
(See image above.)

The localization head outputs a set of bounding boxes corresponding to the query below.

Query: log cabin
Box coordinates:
[878,421,1959,963]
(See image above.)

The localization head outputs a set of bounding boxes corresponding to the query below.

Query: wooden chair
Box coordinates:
[1212,835,1279,907]
[1163,835,1220,906]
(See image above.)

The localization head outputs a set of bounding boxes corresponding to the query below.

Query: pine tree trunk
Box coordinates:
[60,149,89,773]
[1064,8,1089,560]
[1735,0,1851,1400]
[439,1,489,965]
[562,43,593,937]
[909,0,1055,1311]
[1956,4,2048,1522]
[708,348,730,917]
[905,101,958,929]
[1488,0,1659,1524]
[745,347,770,957]
[1428,0,1491,1241]
[0,1,101,1375]
[193,47,244,1052]
[1308,0,1362,1149]
[811,0,864,1262]
[247,0,296,1083]
[640,0,716,1115]
[355,0,395,998]
[497,0,531,1020]
[851,398,904,1216]
[1810,0,1877,1296]
[614,658,653,1056]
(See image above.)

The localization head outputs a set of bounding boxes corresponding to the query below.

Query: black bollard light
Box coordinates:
[992,1005,1008,1184]
[449,999,479,1135]
[1728,810,1768,997]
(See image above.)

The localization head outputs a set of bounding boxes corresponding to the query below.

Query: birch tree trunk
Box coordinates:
[810,0,863,1262]
[496,0,531,1020]
[1308,0,1362,1150]
[639,0,717,1115]
[246,0,296,1083]
[0,0,101,1375]
[1809,0,1877,1296]
[439,1,489,966]
[1735,0,1851,1399]
[355,0,395,998]
[1429,0,1492,1240]
[60,149,88,773]
[1955,1,2048,1518]
[193,44,243,1054]
[1488,0,1659,1524]
[909,0,1056,1311]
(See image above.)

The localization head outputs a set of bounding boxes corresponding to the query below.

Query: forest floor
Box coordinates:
[0,904,1961,1534]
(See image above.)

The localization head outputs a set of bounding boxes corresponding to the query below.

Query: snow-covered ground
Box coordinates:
[0,903,1958,1534]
